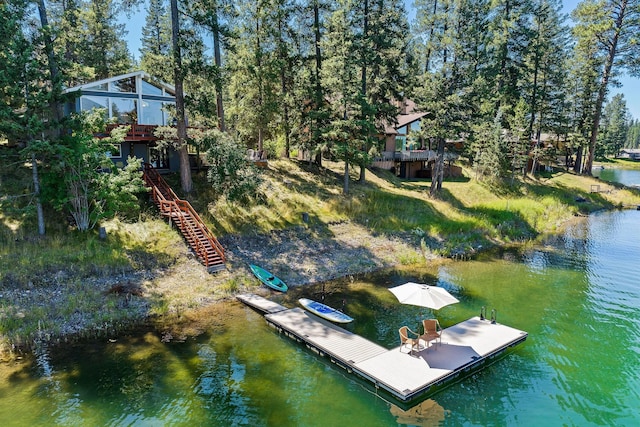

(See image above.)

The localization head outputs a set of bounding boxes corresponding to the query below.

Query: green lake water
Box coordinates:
[592,167,640,187]
[1,209,639,426]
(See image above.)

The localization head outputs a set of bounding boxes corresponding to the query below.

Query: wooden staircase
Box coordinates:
[142,163,226,272]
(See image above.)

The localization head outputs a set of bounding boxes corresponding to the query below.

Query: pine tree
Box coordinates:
[226,0,282,152]
[294,0,332,167]
[187,0,236,131]
[599,94,630,157]
[523,0,569,175]
[356,0,410,182]
[321,0,376,194]
[140,0,173,83]
[80,0,133,79]
[169,0,192,193]
[626,119,640,148]
[414,0,480,194]
[486,0,535,122]
[572,0,640,173]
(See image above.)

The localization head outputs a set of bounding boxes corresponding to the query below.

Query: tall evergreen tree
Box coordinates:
[572,0,640,174]
[355,0,409,182]
[414,0,479,194]
[598,94,630,156]
[81,0,133,79]
[1,0,49,235]
[227,0,282,152]
[187,0,236,131]
[295,0,332,167]
[523,0,569,174]
[322,0,374,194]
[140,0,173,83]
[487,0,534,123]
[626,118,640,148]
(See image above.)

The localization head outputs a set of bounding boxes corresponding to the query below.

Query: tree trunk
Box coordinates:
[358,0,368,184]
[313,1,322,168]
[34,0,65,236]
[313,1,322,96]
[573,146,583,174]
[212,12,225,131]
[530,131,542,176]
[430,137,445,197]
[32,153,45,236]
[36,0,62,127]
[343,159,350,195]
[278,16,290,158]
[361,0,368,97]
[170,0,192,193]
[425,0,438,72]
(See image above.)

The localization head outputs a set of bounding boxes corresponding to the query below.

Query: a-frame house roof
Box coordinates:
[63,70,175,95]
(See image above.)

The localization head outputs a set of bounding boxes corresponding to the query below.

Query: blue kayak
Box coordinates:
[249,264,288,292]
[298,298,354,323]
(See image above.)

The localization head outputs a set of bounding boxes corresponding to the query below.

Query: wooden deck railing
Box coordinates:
[376,150,436,162]
[105,124,158,141]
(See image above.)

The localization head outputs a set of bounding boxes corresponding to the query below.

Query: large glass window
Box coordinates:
[162,102,176,125]
[111,98,137,124]
[141,80,163,96]
[111,77,136,93]
[395,136,406,151]
[80,96,108,118]
[397,125,408,136]
[407,136,420,150]
[140,100,165,125]
[410,121,421,132]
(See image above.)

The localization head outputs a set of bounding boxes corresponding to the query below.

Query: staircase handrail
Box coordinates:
[142,162,226,268]
[175,200,226,262]
[142,163,180,202]
[171,203,210,264]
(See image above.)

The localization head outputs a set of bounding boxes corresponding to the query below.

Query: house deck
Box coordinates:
[236,293,528,404]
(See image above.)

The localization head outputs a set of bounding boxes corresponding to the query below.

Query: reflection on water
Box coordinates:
[390,399,446,426]
[1,210,639,425]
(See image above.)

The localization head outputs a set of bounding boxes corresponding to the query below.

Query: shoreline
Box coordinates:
[0,213,564,361]
[0,219,456,360]
[3,167,640,360]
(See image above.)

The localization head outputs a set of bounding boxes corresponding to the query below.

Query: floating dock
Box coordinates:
[236,293,528,404]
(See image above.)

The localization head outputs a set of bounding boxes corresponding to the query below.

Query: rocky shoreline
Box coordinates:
[219,220,438,287]
[0,220,436,359]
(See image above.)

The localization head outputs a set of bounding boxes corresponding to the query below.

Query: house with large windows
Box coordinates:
[373,99,462,179]
[63,71,181,171]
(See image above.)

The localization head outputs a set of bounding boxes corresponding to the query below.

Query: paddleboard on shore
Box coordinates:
[298,298,354,323]
[249,264,288,292]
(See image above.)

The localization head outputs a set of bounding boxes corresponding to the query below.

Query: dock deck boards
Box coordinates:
[236,293,288,314]
[265,307,388,364]
[355,317,527,399]
[237,294,527,403]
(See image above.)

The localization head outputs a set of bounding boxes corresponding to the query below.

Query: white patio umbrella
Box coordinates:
[388,282,459,311]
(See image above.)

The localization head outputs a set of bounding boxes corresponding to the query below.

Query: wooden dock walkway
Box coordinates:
[236,293,528,404]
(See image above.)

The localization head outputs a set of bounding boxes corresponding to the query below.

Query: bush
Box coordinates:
[203,130,263,202]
